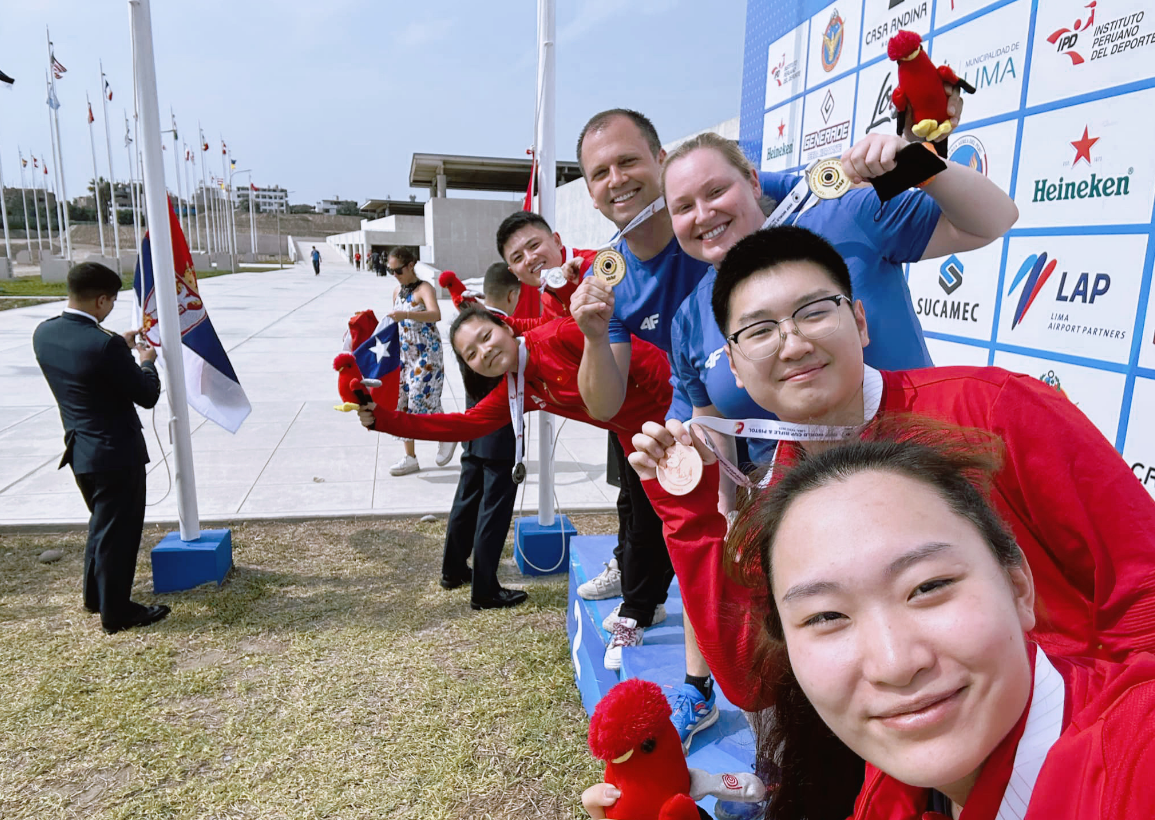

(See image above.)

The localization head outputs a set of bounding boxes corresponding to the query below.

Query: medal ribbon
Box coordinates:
[601,196,666,248]
[505,339,528,478]
[685,368,885,488]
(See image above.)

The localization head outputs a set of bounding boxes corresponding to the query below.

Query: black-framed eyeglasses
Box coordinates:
[726,295,849,361]
[387,265,406,276]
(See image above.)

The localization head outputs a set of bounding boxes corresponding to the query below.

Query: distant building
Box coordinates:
[235,185,289,214]
[317,197,359,215]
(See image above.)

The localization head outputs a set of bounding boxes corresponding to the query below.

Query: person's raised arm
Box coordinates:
[839,133,1018,259]
[571,276,630,421]
[102,333,161,409]
[630,419,768,711]
[359,381,512,441]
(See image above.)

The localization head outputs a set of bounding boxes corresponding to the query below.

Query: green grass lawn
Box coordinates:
[0,268,238,300]
[0,515,611,819]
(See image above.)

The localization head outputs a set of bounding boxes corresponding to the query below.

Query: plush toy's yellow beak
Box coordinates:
[334,402,359,412]
[611,749,634,765]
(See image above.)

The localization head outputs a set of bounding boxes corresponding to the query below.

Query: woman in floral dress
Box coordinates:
[385,247,456,475]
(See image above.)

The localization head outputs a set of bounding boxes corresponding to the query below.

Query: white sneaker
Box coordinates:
[435,440,457,467]
[602,602,666,632]
[577,558,621,600]
[603,617,643,671]
[389,455,419,476]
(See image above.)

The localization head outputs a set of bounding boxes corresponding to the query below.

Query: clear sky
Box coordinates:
[0,0,746,209]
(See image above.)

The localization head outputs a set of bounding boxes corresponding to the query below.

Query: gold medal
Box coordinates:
[592,249,626,287]
[807,159,851,200]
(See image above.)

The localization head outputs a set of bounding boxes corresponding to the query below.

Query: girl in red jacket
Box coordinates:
[723,432,1155,820]
[358,304,672,459]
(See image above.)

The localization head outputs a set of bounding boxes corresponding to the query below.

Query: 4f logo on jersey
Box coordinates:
[640,314,660,331]
[705,347,725,369]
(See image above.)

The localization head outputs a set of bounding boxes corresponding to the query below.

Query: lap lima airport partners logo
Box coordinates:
[1007,251,1126,342]
[821,9,845,72]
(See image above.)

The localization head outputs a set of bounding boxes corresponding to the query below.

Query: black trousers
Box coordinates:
[74,464,148,627]
[312,259,320,274]
[442,452,518,601]
[609,432,674,627]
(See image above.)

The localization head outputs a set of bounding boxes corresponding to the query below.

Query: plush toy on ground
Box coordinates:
[887,30,975,143]
[588,679,765,820]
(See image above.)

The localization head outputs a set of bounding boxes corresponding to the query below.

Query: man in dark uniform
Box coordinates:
[32,262,171,634]
[439,263,528,610]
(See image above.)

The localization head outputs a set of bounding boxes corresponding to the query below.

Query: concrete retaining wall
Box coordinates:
[40,256,70,283]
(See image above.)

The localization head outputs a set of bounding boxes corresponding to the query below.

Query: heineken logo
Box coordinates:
[765,141,795,161]
[1031,126,1132,203]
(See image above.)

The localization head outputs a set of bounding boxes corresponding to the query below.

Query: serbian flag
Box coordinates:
[133,199,251,432]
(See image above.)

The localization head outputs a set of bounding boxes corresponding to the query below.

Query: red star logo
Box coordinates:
[777,120,786,138]
[1070,126,1099,167]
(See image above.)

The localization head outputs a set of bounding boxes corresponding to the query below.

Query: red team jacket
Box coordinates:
[644,366,1155,713]
[852,645,1155,819]
[369,317,671,444]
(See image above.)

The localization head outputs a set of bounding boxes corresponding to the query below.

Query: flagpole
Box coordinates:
[28,158,44,257]
[44,72,60,256]
[18,151,33,260]
[534,0,557,526]
[129,0,200,541]
[221,142,237,268]
[248,179,256,255]
[185,146,201,253]
[124,111,142,254]
[0,148,11,262]
[198,124,214,255]
[169,111,188,254]
[87,93,108,257]
[100,62,121,262]
[47,32,72,261]
[41,156,55,253]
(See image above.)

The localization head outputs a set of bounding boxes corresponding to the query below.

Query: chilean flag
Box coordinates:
[133,199,251,432]
[340,310,401,410]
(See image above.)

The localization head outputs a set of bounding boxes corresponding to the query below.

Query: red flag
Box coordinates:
[87,102,94,124]
[32,156,38,168]
[250,183,257,191]
[221,140,227,155]
[202,140,208,151]
[523,148,536,212]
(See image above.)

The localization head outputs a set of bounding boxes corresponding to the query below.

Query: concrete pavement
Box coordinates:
[0,256,618,528]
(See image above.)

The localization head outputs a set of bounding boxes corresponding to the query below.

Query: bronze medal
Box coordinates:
[657,441,703,496]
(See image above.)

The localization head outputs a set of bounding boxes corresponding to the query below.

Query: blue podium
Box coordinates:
[151,528,233,593]
[513,514,575,576]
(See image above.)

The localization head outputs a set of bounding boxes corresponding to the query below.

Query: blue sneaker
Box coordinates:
[669,682,719,753]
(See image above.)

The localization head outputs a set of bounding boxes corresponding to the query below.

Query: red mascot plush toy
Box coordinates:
[437,270,482,310]
[887,30,974,143]
[587,679,767,820]
[332,309,400,413]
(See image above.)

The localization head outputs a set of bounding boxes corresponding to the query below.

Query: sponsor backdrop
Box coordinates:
[740,0,1155,498]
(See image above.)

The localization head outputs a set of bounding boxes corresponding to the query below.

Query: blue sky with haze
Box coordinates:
[0,0,745,208]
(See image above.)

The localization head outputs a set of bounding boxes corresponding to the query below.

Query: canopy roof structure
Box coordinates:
[409,153,583,194]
